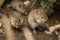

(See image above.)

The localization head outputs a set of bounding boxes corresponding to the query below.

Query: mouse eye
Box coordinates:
[15,20,16,21]
[14,19,16,21]
[41,17,43,18]
[19,4,21,8]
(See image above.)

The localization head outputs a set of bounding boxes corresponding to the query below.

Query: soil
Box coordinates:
[0,29,58,40]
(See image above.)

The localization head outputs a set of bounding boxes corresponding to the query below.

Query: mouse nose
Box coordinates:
[15,25,20,28]
[45,21,47,23]
[43,21,47,25]
[15,23,20,27]
[16,24,20,26]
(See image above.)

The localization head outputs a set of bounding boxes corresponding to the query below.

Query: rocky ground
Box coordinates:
[0,29,58,40]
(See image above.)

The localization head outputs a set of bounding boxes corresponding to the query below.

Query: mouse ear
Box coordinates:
[20,18,23,26]
[24,0,31,7]
[0,12,3,17]
[0,9,4,17]
[0,0,5,7]
[9,11,15,17]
